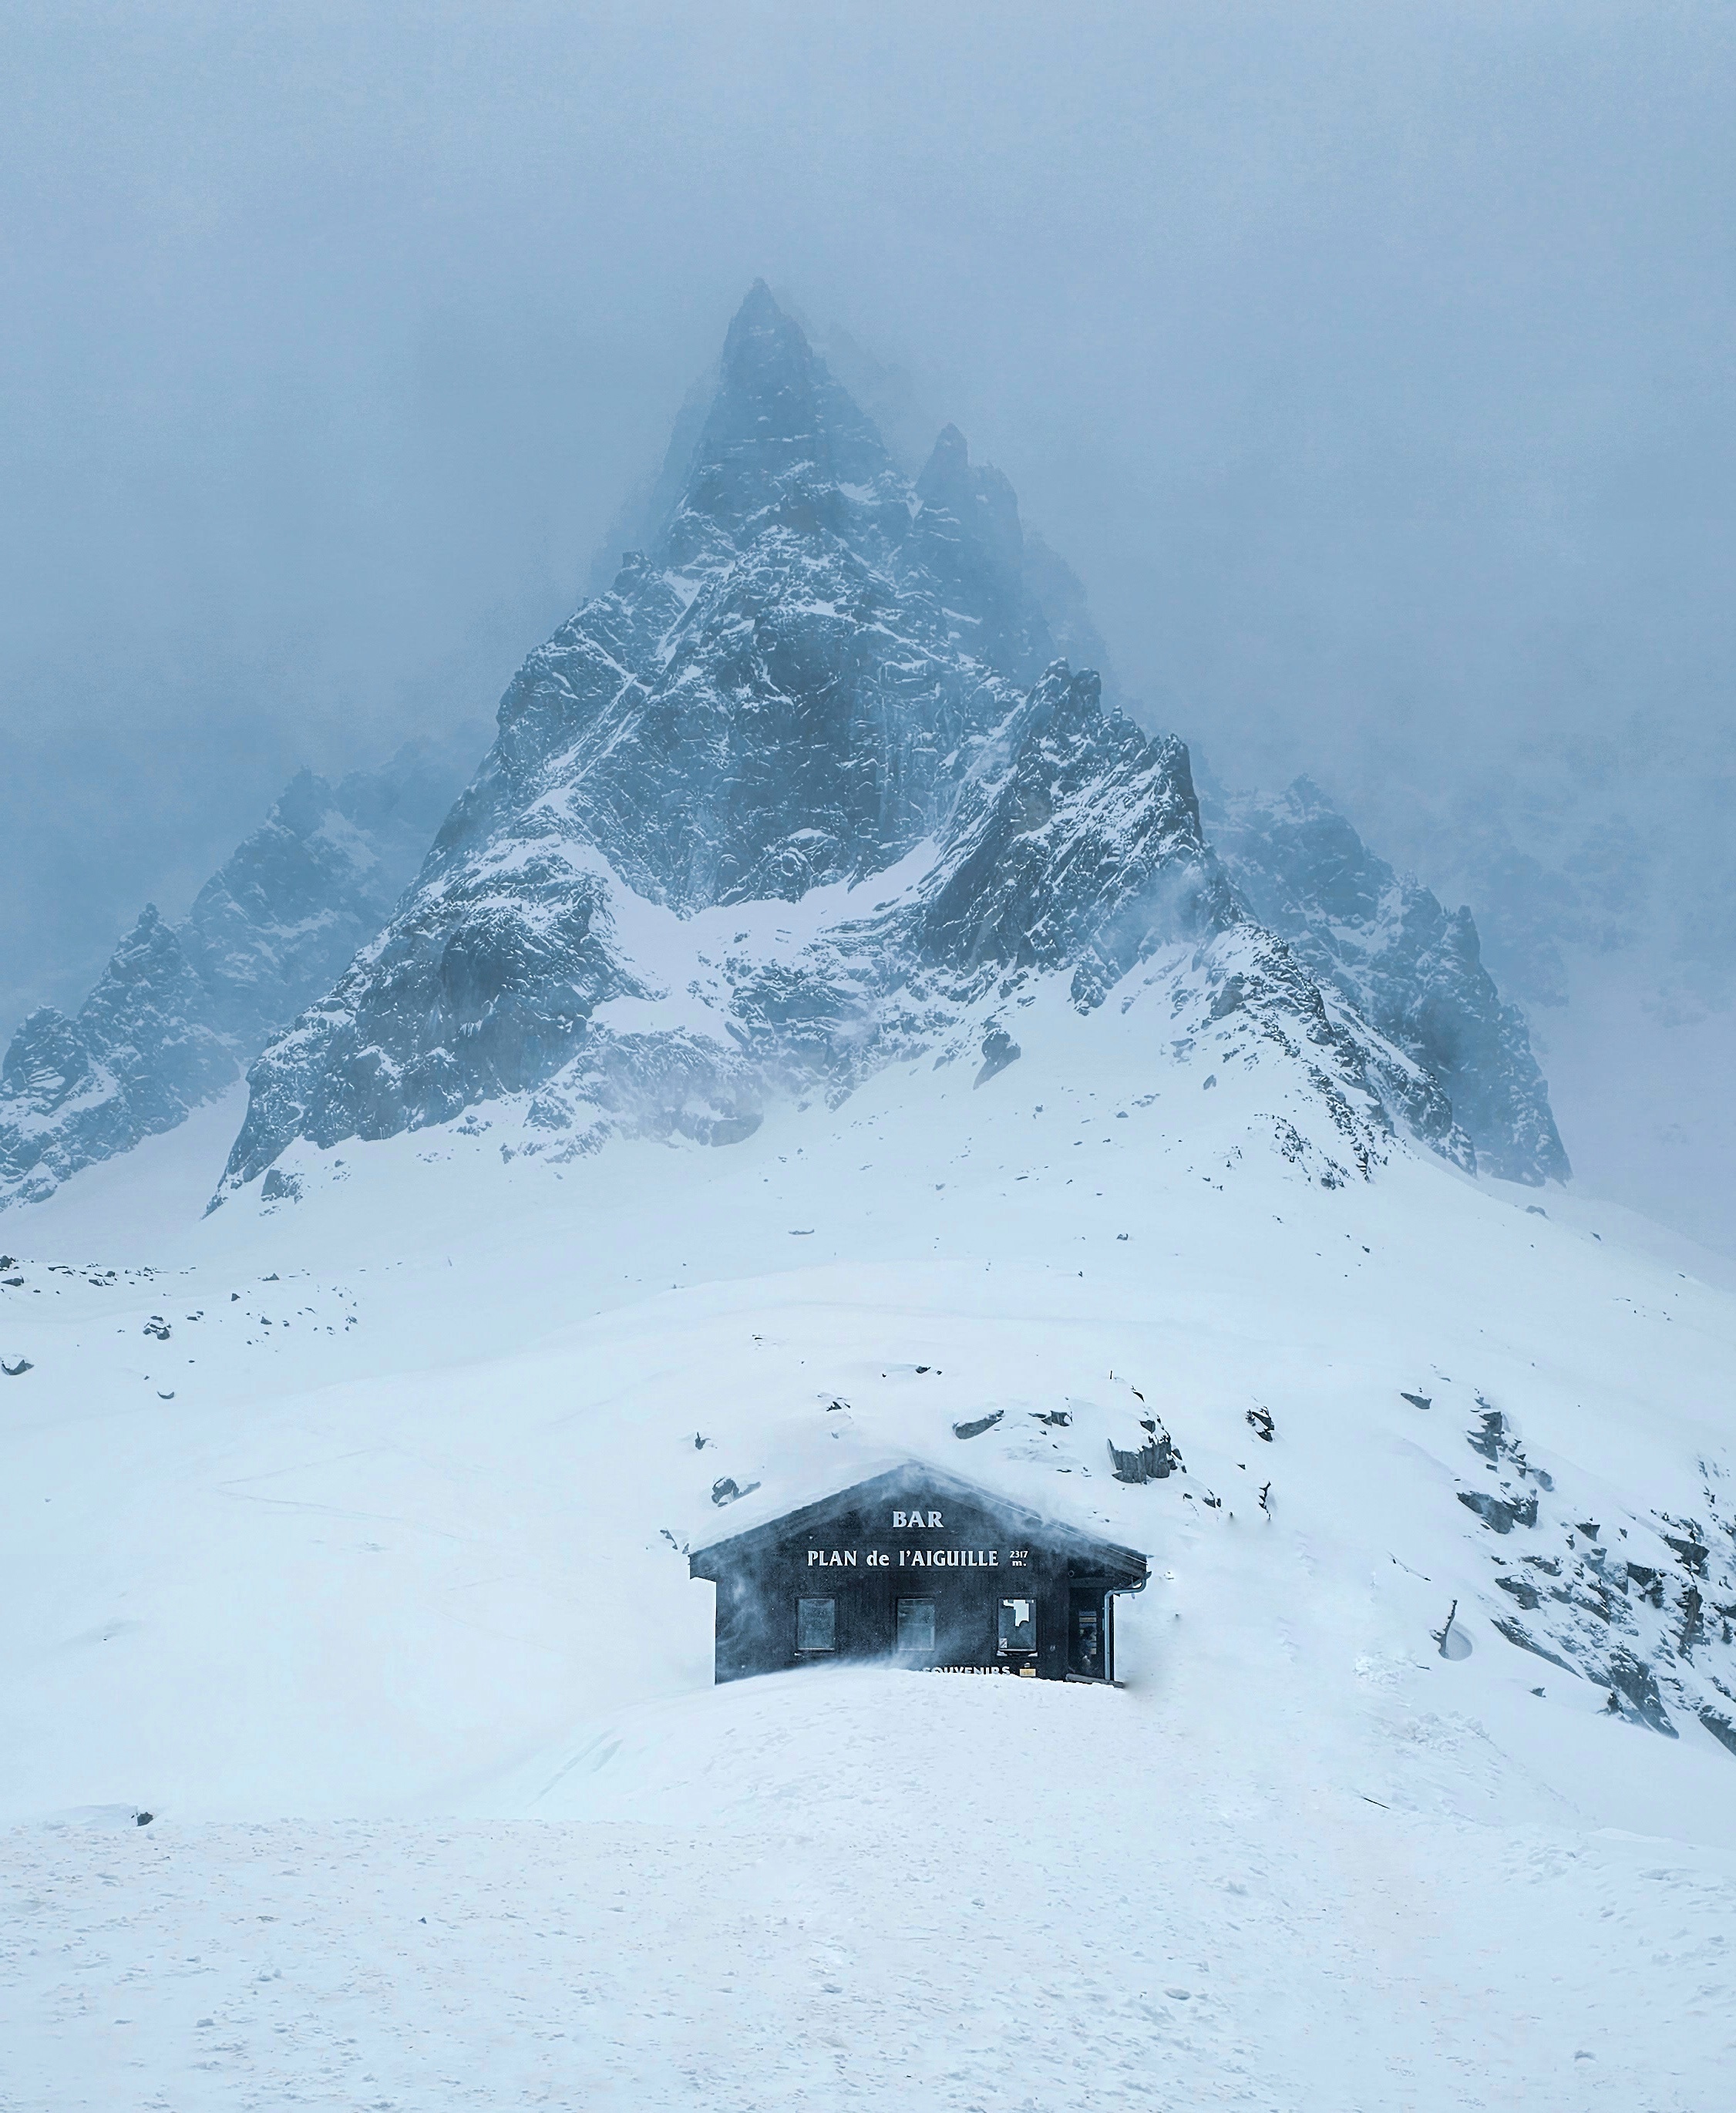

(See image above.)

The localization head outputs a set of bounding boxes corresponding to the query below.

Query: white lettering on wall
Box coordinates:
[891,1509,945,1529]
[896,1549,1001,1568]
[807,1546,1008,1569]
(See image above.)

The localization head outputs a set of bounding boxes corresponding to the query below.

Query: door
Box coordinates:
[1068,1590,1107,1678]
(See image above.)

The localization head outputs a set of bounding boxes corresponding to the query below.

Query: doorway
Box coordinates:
[1068,1590,1108,1678]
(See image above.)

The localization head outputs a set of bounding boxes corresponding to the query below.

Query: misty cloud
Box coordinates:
[2,3,1731,1241]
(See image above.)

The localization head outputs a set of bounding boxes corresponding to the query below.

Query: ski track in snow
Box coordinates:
[2,1003,1736,2108]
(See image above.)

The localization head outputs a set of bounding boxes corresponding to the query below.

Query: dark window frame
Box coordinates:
[998,1595,1038,1657]
[796,1596,838,1653]
[895,1596,937,1653]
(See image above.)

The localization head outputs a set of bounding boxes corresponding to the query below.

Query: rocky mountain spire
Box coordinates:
[215,288,1499,1198]
[912,422,1053,682]
[426,294,1078,924]
[659,281,897,563]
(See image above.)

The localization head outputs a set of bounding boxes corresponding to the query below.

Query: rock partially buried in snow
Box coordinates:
[951,1411,1005,1441]
[710,1476,762,1506]
[974,1025,1021,1088]
[1109,1430,1183,1482]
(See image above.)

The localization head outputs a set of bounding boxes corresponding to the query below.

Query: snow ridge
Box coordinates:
[0,739,475,1210]
[1207,776,1569,1184]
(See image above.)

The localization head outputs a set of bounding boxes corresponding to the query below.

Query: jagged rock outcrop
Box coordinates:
[1455,1400,1736,1746]
[918,667,1226,981]
[1204,778,1569,1184]
[0,737,476,1209]
[0,910,235,1201]
[221,287,1495,1196]
[180,745,474,1045]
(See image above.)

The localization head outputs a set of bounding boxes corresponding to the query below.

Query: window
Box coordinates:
[998,1597,1037,1655]
[896,1597,937,1653]
[796,1597,837,1652]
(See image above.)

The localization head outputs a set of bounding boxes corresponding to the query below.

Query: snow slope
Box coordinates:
[2,971,1734,2108]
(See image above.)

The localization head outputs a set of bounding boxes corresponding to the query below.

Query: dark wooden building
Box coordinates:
[688,1462,1149,1684]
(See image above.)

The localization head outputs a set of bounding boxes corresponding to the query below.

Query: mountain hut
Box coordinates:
[688,1462,1149,1684]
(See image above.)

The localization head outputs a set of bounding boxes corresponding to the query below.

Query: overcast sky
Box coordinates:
[3,4,1731,1039]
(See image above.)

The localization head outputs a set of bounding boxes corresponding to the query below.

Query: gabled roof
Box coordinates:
[688,1458,1148,1585]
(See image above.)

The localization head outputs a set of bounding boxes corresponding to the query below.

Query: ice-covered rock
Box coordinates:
[1205,778,1569,1184]
[0,910,234,1207]
[0,737,476,1209]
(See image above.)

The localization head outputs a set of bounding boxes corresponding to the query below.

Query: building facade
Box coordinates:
[688,1462,1149,1684]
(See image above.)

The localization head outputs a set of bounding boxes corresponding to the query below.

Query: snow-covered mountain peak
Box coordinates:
[660,280,900,563]
[0,291,1569,1211]
[210,292,1573,1199]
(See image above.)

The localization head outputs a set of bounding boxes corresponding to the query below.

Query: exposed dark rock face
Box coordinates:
[1108,1428,1183,1482]
[0,737,476,1209]
[1204,778,1569,1184]
[917,668,1229,980]
[974,1025,1021,1088]
[952,1411,1005,1441]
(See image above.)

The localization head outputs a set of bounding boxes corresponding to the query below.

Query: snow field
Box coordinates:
[8,1674,1734,2110]
[3,990,1736,2105]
